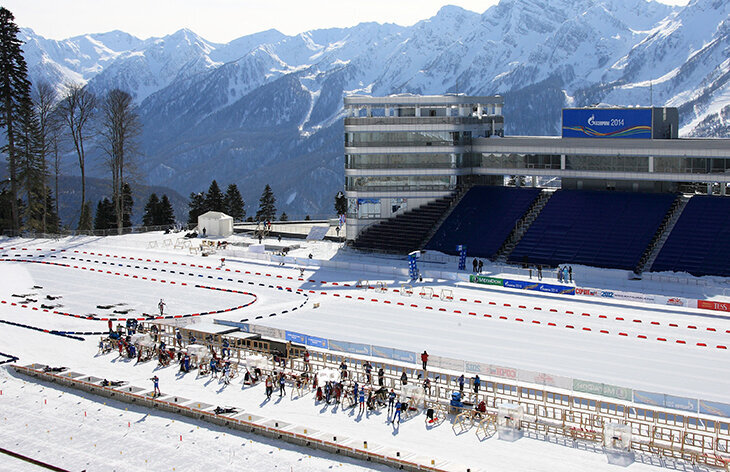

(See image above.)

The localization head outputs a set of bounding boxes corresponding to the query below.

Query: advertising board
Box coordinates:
[562,108,652,139]
[469,275,503,286]
[697,300,730,312]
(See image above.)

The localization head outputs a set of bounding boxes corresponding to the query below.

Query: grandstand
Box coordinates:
[425,186,541,258]
[651,195,730,277]
[507,190,676,270]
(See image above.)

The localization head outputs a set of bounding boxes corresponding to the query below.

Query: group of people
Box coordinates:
[471,258,485,273]
[557,265,573,283]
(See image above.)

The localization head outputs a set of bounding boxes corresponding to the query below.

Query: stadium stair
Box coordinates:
[634,194,689,274]
[649,195,730,277]
[494,188,556,263]
[352,193,461,254]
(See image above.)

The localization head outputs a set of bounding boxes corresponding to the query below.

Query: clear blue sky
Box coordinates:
[6,0,690,44]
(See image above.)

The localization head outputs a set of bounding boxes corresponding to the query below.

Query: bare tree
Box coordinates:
[32,81,57,232]
[100,89,140,233]
[57,83,95,229]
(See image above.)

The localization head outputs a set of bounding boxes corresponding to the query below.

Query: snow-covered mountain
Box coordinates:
[16,0,730,218]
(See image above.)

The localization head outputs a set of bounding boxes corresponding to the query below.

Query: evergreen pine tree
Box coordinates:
[188,191,205,224]
[224,183,245,221]
[17,98,46,232]
[143,193,160,227]
[121,183,133,228]
[280,212,288,221]
[78,201,92,232]
[43,188,59,233]
[158,194,175,226]
[0,7,32,233]
[204,180,225,212]
[255,184,276,222]
[94,198,115,230]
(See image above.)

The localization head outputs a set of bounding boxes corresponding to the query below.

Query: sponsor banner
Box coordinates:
[489,364,518,380]
[214,319,250,332]
[633,390,665,408]
[661,296,687,307]
[573,379,603,396]
[328,340,371,356]
[370,345,416,364]
[431,355,465,372]
[699,400,730,418]
[469,275,503,286]
[392,349,417,364]
[305,335,328,349]
[519,370,573,390]
[371,345,395,360]
[250,325,286,340]
[664,394,698,412]
[502,278,575,295]
[602,383,633,401]
[464,360,490,375]
[562,108,652,139]
[576,287,661,304]
[697,300,730,312]
[285,331,307,345]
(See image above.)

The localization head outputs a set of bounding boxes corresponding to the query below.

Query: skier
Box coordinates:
[421,350,429,370]
[387,389,396,415]
[358,386,366,414]
[220,257,225,267]
[279,373,286,397]
[158,299,166,316]
[393,399,402,425]
[151,375,160,397]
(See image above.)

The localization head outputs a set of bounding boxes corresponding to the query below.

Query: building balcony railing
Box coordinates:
[345,116,503,126]
[345,184,456,192]
[347,140,472,147]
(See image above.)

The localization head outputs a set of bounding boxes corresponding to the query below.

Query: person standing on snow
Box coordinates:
[358,386,366,414]
[377,367,385,387]
[392,399,402,425]
[421,350,429,370]
[473,374,481,394]
[387,389,396,415]
[265,375,273,400]
[151,375,160,397]
[158,299,166,316]
[279,373,286,397]
[458,374,465,393]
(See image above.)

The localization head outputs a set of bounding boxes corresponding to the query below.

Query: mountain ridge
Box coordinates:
[15,0,730,219]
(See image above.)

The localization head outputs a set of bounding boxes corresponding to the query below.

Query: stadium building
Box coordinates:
[344,94,730,276]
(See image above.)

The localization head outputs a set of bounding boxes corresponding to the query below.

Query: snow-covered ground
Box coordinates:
[1,232,728,471]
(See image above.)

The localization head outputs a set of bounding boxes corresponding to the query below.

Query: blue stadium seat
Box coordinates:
[508,190,675,270]
[425,186,541,258]
[651,195,730,277]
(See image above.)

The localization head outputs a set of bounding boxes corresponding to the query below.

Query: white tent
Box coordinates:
[198,211,234,237]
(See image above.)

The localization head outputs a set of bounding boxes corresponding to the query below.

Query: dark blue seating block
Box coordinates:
[425,186,541,258]
[651,195,730,277]
[508,190,675,270]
